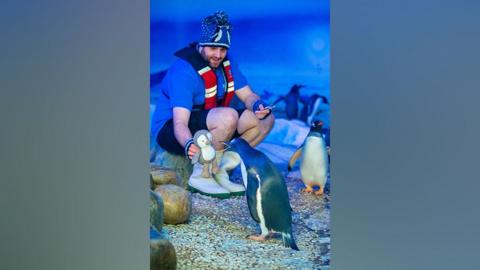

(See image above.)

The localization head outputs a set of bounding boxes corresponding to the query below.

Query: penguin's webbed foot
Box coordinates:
[314,186,324,196]
[247,234,268,242]
[301,185,314,193]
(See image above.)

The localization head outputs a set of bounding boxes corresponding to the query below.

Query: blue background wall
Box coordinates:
[151,0,330,100]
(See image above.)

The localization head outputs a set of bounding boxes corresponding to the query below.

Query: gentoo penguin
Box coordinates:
[288,121,328,195]
[299,94,329,126]
[272,84,304,120]
[222,138,299,250]
[301,94,330,146]
[306,94,329,128]
[191,130,218,178]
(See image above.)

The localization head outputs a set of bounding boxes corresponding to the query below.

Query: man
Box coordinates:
[151,11,274,198]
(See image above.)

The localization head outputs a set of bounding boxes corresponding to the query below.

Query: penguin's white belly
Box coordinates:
[300,137,328,186]
[253,172,269,235]
[201,146,216,161]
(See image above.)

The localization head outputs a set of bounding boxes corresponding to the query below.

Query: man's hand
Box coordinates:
[254,104,271,119]
[184,138,200,160]
[234,85,273,120]
[253,100,272,120]
[187,143,200,160]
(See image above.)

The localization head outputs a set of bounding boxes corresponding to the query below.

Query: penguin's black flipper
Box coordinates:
[288,147,303,171]
[246,175,260,223]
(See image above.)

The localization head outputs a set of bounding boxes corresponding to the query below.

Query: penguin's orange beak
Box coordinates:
[220,141,231,151]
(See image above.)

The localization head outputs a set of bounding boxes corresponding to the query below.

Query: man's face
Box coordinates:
[200,46,228,68]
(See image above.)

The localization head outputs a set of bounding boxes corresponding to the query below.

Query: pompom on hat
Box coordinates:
[199,11,232,48]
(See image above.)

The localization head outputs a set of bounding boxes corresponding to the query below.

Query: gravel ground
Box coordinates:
[162,169,331,270]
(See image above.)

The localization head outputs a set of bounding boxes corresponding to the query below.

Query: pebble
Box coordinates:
[162,173,331,269]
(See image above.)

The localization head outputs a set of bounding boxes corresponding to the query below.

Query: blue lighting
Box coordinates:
[151,1,330,98]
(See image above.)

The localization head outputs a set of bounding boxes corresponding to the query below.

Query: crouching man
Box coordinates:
[151,11,274,198]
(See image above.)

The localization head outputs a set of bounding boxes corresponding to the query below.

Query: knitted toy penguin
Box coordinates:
[191,130,218,178]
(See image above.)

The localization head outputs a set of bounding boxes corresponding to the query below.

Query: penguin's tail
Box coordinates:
[282,232,299,251]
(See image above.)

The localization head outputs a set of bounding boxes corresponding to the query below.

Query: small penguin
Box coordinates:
[191,130,218,178]
[272,84,304,120]
[288,121,329,195]
[223,138,299,250]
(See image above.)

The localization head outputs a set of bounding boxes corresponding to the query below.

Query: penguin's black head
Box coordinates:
[290,84,305,94]
[222,138,249,152]
[310,120,324,133]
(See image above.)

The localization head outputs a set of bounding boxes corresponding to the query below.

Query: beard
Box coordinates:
[208,58,223,68]
[199,47,224,68]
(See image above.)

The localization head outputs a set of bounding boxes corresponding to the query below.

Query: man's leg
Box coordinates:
[188,108,238,199]
[206,107,246,195]
[237,110,275,147]
[206,107,239,149]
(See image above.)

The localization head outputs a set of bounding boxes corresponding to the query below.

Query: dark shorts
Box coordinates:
[156,108,245,156]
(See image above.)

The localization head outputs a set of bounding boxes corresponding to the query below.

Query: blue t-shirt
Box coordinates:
[151,57,248,138]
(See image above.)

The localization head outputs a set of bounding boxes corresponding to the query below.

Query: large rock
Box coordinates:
[150,190,164,233]
[150,165,181,187]
[154,184,191,225]
[150,239,177,270]
[150,144,193,188]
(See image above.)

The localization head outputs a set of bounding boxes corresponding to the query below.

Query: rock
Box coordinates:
[150,238,177,270]
[151,144,193,188]
[150,190,164,233]
[150,165,181,187]
[150,174,155,190]
[154,184,192,224]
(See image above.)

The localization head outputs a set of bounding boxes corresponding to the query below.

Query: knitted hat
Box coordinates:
[199,11,232,48]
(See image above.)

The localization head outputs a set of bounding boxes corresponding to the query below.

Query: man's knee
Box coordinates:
[222,108,239,130]
[260,114,275,134]
[208,107,239,132]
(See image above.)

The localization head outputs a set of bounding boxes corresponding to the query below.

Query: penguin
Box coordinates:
[222,138,299,250]
[298,94,330,146]
[288,120,329,195]
[298,94,329,126]
[306,94,329,127]
[272,84,304,120]
[191,130,218,178]
[298,95,310,121]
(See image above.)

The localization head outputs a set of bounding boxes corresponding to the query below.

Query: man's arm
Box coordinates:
[172,107,199,158]
[235,85,271,119]
[235,85,259,110]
